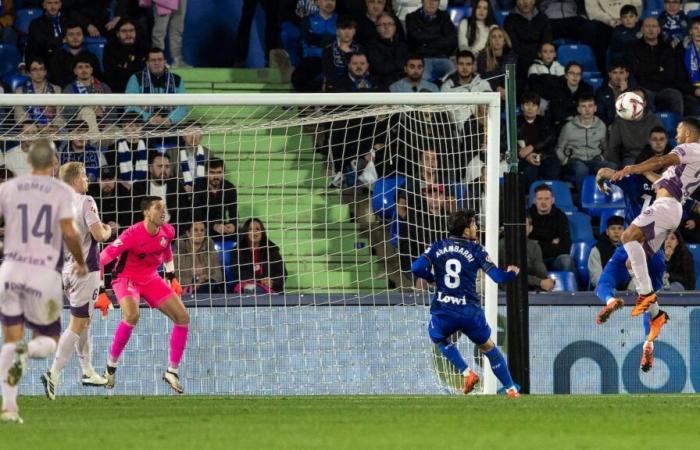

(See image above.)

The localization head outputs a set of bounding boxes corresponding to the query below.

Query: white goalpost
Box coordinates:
[0,92,502,395]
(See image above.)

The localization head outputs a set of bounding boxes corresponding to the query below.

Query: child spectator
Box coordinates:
[322,17,360,88]
[589,215,625,288]
[517,91,559,188]
[609,4,641,65]
[527,42,564,100]
[658,0,688,48]
[232,218,287,294]
[504,0,553,79]
[663,230,695,291]
[457,0,496,55]
[291,0,338,92]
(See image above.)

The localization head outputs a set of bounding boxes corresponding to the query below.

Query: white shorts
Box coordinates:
[0,261,63,335]
[631,196,683,256]
[62,270,100,318]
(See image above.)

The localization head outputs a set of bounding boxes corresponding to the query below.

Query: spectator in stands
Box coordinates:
[132,152,191,231]
[150,0,189,68]
[684,17,700,101]
[595,61,634,126]
[588,215,625,288]
[626,16,686,117]
[389,54,439,92]
[87,166,130,239]
[26,0,71,61]
[608,4,641,66]
[503,0,552,79]
[392,0,446,27]
[605,90,663,166]
[107,0,153,40]
[658,0,687,48]
[405,0,457,81]
[174,220,225,294]
[527,41,564,101]
[13,57,62,129]
[538,0,611,73]
[1,121,38,176]
[232,218,287,294]
[457,0,496,55]
[126,47,186,126]
[113,112,148,188]
[291,0,338,92]
[62,0,111,36]
[517,91,559,188]
[441,50,492,124]
[585,0,641,31]
[193,158,238,238]
[168,122,210,192]
[555,95,614,194]
[355,0,403,47]
[103,17,148,93]
[635,126,671,163]
[0,0,18,45]
[322,17,360,88]
[327,51,381,92]
[48,21,102,87]
[57,119,106,182]
[61,54,113,138]
[367,12,409,88]
[476,26,517,96]
[546,62,593,130]
[528,183,575,272]
[499,214,555,292]
[663,230,695,291]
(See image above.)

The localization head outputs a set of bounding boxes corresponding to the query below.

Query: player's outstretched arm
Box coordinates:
[411,256,435,283]
[89,222,112,242]
[485,266,519,284]
[61,218,87,276]
[610,153,680,181]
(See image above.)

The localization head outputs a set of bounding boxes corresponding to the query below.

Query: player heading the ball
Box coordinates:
[100,196,188,394]
[412,209,521,397]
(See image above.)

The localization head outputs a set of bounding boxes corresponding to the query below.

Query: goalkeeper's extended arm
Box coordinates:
[164,260,183,296]
[411,256,435,283]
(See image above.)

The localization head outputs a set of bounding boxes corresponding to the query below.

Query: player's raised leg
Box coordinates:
[640,250,669,372]
[103,291,140,389]
[621,224,657,315]
[157,294,190,394]
[594,247,628,324]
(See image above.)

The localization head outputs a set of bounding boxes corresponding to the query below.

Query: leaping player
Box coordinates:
[41,162,114,399]
[99,196,188,393]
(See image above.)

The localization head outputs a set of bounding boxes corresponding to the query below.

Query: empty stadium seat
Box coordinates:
[566,211,595,242]
[570,241,594,288]
[657,111,680,135]
[686,244,700,289]
[87,43,106,71]
[2,73,29,93]
[494,10,509,26]
[580,175,625,217]
[599,208,626,234]
[83,36,107,45]
[528,180,576,213]
[448,6,471,26]
[0,44,21,77]
[557,44,598,73]
[642,8,662,19]
[213,238,237,288]
[548,271,578,292]
[15,8,42,35]
[583,73,603,92]
[372,176,406,221]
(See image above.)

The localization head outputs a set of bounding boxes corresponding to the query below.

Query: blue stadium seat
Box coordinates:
[213,238,237,288]
[557,44,598,73]
[565,211,595,242]
[686,244,700,289]
[372,176,406,221]
[494,10,509,26]
[570,241,594,288]
[548,271,578,292]
[657,111,680,135]
[447,183,466,209]
[583,73,603,92]
[2,73,29,93]
[447,6,472,27]
[643,0,663,10]
[0,44,21,77]
[553,38,578,46]
[580,175,625,217]
[689,10,700,20]
[528,180,576,213]
[642,9,662,19]
[83,36,107,45]
[15,8,42,35]
[599,208,626,234]
[87,43,105,71]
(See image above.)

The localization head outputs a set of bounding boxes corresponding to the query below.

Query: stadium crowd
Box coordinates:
[2,0,700,294]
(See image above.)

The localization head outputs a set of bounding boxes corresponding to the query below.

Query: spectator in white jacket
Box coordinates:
[457,0,497,55]
[585,0,642,28]
[441,50,492,123]
[527,42,564,76]
[392,0,447,28]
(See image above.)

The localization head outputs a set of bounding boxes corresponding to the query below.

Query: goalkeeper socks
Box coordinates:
[28,336,56,359]
[50,330,80,375]
[643,312,651,336]
[0,343,18,412]
[76,328,93,374]
[109,320,135,365]
[437,341,468,374]
[623,241,653,294]
[169,323,189,369]
[484,347,516,390]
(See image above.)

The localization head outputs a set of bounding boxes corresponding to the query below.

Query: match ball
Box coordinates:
[615,92,645,121]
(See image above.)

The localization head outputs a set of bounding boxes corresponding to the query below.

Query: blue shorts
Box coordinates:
[428,304,491,346]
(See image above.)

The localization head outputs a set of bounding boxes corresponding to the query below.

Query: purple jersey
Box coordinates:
[65,193,101,273]
[655,143,700,203]
[101,221,175,282]
[0,175,75,272]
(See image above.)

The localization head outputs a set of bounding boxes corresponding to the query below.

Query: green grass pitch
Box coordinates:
[3,395,700,449]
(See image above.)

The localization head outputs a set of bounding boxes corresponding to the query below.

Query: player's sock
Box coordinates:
[623,241,653,294]
[0,343,19,412]
[109,320,135,365]
[27,336,56,359]
[168,323,189,369]
[50,330,79,375]
[643,312,651,336]
[437,341,468,373]
[648,301,660,318]
[483,347,516,390]
[76,328,94,375]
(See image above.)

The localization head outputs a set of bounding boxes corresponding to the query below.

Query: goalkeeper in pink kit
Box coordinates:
[100,196,189,393]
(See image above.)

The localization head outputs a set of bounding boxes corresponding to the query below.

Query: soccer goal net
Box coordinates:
[0,92,502,395]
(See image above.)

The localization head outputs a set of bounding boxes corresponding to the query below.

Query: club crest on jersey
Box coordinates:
[160,236,167,247]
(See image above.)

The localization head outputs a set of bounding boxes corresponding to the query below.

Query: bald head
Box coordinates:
[28,139,58,170]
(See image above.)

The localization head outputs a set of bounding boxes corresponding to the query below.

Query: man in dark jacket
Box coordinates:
[354,0,403,46]
[367,13,409,88]
[517,91,559,188]
[405,0,457,81]
[503,0,552,80]
[588,215,625,288]
[193,158,238,238]
[26,0,73,61]
[499,214,556,291]
[529,183,575,271]
[102,17,147,93]
[547,62,594,130]
[595,61,635,126]
[62,0,111,36]
[48,21,102,87]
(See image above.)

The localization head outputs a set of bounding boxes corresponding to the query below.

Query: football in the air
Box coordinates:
[615,92,645,121]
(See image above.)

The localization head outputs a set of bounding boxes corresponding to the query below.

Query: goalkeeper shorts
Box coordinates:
[112,275,175,309]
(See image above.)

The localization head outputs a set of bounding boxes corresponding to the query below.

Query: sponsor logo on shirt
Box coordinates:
[160,237,167,247]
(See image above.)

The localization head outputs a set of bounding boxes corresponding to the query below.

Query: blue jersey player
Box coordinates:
[411,210,521,397]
